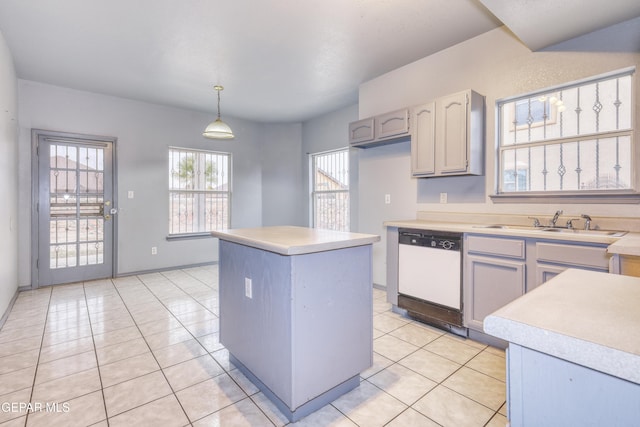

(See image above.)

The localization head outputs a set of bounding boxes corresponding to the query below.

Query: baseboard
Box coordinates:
[116,261,218,278]
[0,288,20,330]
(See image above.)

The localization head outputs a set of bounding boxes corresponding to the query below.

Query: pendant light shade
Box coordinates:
[203,85,234,139]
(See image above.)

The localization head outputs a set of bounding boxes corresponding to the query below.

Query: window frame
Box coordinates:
[310,148,350,231]
[491,67,640,204]
[167,147,232,239]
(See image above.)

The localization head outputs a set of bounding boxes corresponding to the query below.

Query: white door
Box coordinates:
[34,131,116,287]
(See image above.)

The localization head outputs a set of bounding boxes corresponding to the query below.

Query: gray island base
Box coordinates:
[211,226,380,422]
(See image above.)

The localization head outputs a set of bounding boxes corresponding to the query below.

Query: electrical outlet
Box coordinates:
[151,246,157,255]
[440,192,448,204]
[245,277,252,298]
[385,194,391,204]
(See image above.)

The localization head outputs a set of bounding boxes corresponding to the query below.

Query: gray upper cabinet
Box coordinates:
[412,90,484,177]
[348,118,375,145]
[349,109,409,148]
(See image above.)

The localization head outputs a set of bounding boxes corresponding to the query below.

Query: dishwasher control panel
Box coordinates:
[398,229,461,251]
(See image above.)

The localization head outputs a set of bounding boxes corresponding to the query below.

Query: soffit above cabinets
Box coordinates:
[478,0,640,51]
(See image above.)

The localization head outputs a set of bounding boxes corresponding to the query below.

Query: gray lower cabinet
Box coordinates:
[464,235,526,331]
[464,234,610,332]
[533,241,609,291]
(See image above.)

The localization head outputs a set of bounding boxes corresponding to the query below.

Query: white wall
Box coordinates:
[357,21,640,285]
[17,81,304,285]
[261,124,304,226]
[0,30,19,319]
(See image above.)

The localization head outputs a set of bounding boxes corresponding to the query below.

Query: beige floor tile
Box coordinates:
[0,366,36,396]
[95,337,149,365]
[103,371,173,417]
[41,323,92,347]
[92,326,142,349]
[486,412,508,427]
[99,352,159,387]
[373,312,409,333]
[88,307,130,324]
[248,391,289,427]
[196,332,224,353]
[32,368,101,404]
[125,300,165,315]
[373,334,419,362]
[44,318,91,334]
[0,335,42,358]
[360,352,394,379]
[143,327,193,350]
[38,336,94,364]
[174,309,217,326]
[424,335,484,364]
[108,385,187,425]
[484,345,506,358]
[466,350,507,382]
[388,322,443,347]
[228,368,260,396]
[1,315,46,331]
[412,385,494,427]
[136,316,183,337]
[0,387,32,424]
[0,324,45,344]
[385,408,440,427]
[175,373,247,422]
[443,367,505,411]
[152,338,208,368]
[290,403,357,427]
[129,308,173,325]
[89,316,135,335]
[331,380,407,427]
[184,318,219,337]
[0,415,27,427]
[368,363,437,405]
[35,350,97,385]
[0,349,40,375]
[192,396,275,427]
[26,390,106,427]
[398,348,461,383]
[163,354,225,391]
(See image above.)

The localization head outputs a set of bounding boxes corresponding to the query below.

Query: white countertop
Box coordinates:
[384,219,640,247]
[211,226,380,256]
[484,268,640,384]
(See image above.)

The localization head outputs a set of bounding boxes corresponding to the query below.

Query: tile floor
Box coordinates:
[0,265,507,427]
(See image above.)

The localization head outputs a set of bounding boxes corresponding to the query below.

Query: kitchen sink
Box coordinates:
[472,224,627,237]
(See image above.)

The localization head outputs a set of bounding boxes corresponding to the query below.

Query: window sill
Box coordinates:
[490,191,640,204]
[166,233,214,241]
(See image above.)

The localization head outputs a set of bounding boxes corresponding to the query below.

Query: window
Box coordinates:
[169,147,231,236]
[497,68,634,196]
[311,149,349,231]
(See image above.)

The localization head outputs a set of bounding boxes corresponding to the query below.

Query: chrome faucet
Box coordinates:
[550,210,563,227]
[581,214,592,230]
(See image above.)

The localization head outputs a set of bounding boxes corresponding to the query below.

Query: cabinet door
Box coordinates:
[436,91,468,174]
[376,109,409,140]
[465,255,525,331]
[411,103,436,176]
[534,264,567,291]
[348,118,375,144]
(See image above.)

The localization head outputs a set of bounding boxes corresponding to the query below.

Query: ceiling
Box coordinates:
[0,1,638,123]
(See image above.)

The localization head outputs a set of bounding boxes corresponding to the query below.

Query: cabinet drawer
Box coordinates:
[536,242,609,269]
[467,235,525,259]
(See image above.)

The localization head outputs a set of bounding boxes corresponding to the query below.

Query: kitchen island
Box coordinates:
[484,269,640,426]
[211,226,380,422]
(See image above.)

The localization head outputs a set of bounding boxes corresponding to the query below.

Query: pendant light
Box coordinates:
[203,85,235,139]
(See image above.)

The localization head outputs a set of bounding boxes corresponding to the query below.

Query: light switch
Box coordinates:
[245,277,252,299]
[440,193,448,203]
[385,194,391,204]
[128,190,134,199]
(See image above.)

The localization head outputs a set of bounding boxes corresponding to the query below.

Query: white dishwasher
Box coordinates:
[397,229,464,334]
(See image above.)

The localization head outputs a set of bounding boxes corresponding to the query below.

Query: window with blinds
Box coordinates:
[311,149,350,231]
[497,68,634,195]
[169,147,231,236]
